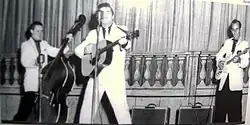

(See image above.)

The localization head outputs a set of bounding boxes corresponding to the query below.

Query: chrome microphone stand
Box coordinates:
[91,11,102,124]
[37,54,44,123]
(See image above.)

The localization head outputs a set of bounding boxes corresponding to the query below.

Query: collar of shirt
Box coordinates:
[231,37,242,44]
[31,37,41,43]
[102,23,113,36]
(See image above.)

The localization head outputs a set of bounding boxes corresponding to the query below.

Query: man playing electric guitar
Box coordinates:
[214,19,249,123]
[74,2,132,124]
[215,47,249,80]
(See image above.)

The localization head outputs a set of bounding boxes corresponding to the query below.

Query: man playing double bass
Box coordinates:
[75,2,132,124]
[13,21,73,122]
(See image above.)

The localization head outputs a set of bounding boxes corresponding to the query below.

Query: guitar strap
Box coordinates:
[117,26,128,34]
[117,26,129,49]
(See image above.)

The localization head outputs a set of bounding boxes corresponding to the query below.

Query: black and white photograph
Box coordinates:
[1,0,250,124]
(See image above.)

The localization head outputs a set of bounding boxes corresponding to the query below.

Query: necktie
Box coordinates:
[231,39,237,53]
[104,28,109,39]
[35,40,41,54]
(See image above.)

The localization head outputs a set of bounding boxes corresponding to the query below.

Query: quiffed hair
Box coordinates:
[25,21,43,40]
[97,2,114,15]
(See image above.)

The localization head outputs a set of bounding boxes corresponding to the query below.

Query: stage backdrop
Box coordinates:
[1,0,250,54]
[1,0,250,124]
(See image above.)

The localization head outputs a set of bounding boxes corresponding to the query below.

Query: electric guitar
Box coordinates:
[215,47,249,80]
[81,30,139,76]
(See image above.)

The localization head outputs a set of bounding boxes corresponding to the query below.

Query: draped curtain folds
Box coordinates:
[1,0,250,54]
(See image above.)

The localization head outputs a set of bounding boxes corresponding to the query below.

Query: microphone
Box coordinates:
[37,54,45,65]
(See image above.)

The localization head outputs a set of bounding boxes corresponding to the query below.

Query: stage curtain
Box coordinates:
[1,0,250,53]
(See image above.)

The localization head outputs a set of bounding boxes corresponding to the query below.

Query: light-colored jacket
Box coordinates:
[75,23,131,96]
[216,38,249,91]
[21,38,69,92]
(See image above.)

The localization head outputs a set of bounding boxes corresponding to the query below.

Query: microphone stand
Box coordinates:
[91,15,101,123]
[38,54,44,123]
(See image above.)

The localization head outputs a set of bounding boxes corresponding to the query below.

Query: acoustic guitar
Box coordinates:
[81,30,139,77]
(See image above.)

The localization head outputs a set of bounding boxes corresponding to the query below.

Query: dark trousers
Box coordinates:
[100,92,118,124]
[214,76,242,123]
[13,91,37,121]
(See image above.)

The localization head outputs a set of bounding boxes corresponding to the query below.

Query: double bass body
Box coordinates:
[39,15,86,123]
[41,54,75,122]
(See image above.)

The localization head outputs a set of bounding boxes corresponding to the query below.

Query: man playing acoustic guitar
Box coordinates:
[214,19,249,123]
[75,2,133,124]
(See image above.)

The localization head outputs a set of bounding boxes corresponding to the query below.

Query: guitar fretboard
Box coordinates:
[98,40,120,55]
[96,30,139,57]
[226,47,249,65]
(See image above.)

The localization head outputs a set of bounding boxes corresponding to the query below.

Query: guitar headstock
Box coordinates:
[126,30,140,40]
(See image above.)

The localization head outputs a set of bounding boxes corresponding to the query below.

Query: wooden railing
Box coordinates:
[1,52,249,123]
[1,51,249,95]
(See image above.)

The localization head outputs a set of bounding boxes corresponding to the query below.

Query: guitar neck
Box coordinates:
[226,47,249,64]
[98,40,120,55]
[46,39,68,69]
[97,30,139,55]
[226,55,238,65]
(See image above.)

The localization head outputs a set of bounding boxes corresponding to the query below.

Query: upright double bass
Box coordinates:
[40,15,86,123]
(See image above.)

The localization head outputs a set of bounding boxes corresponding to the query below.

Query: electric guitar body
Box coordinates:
[215,47,249,80]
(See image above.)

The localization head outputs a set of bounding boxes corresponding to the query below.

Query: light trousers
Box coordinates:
[79,78,132,124]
